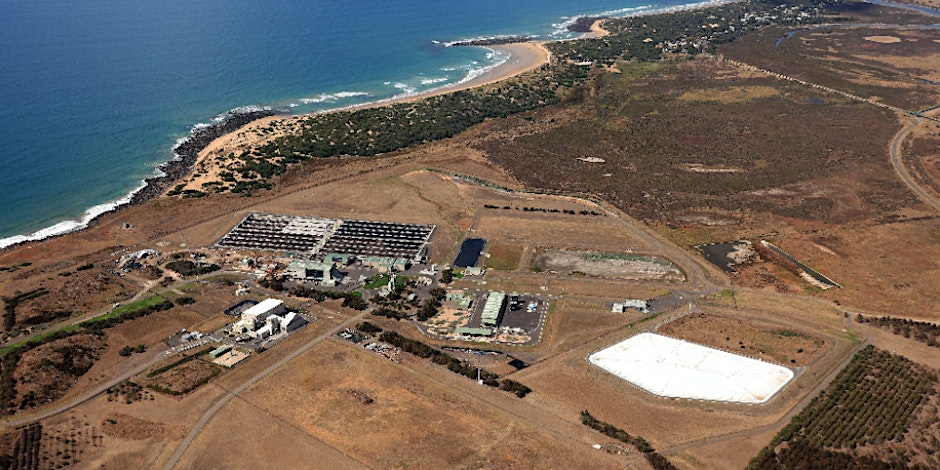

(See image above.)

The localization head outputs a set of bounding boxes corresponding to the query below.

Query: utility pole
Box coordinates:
[730,278,738,309]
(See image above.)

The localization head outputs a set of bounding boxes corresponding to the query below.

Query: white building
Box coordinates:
[236,298,286,332]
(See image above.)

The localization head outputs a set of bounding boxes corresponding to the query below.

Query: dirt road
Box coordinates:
[161,310,369,470]
[889,113,940,214]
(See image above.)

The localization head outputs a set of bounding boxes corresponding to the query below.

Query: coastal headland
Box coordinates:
[181,41,553,193]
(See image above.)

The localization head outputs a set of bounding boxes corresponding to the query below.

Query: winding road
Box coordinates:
[889,113,940,214]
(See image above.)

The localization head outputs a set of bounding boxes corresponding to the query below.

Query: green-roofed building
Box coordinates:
[359,256,410,273]
[456,327,493,336]
[481,291,505,327]
[287,260,344,285]
[210,345,233,358]
[445,291,473,310]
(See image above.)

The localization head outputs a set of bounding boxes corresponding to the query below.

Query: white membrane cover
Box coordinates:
[589,333,794,404]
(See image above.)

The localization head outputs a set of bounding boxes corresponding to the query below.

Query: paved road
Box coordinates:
[889,113,940,213]
[161,310,368,470]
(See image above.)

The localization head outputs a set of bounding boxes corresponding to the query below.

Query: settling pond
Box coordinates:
[454,238,486,268]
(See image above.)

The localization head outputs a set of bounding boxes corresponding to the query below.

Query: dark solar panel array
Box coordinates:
[320,220,434,258]
[217,215,434,258]
[216,214,325,251]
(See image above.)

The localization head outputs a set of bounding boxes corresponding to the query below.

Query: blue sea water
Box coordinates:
[0,0,713,247]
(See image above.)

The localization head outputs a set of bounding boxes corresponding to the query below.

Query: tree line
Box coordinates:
[378,330,531,397]
[579,410,676,469]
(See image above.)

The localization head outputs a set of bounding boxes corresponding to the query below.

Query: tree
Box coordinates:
[440,269,454,284]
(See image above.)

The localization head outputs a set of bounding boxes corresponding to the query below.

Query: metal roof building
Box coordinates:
[481,291,505,327]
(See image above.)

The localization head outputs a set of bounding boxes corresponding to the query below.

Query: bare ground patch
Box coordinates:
[236,340,624,469]
[656,312,826,367]
[101,413,167,440]
[534,250,684,281]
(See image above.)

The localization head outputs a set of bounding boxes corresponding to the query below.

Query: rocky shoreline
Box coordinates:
[129,109,277,204]
[448,35,536,47]
[567,17,607,33]
[0,108,280,251]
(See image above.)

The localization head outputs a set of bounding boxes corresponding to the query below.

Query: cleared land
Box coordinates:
[534,250,684,281]
[219,340,625,469]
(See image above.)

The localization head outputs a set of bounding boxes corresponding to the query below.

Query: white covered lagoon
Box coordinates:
[589,333,794,404]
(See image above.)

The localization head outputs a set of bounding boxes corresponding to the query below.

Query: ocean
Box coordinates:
[0,0,711,248]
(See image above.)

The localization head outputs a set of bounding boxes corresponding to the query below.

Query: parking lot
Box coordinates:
[463,290,548,345]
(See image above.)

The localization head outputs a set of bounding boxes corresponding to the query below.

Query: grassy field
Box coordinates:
[482,241,524,270]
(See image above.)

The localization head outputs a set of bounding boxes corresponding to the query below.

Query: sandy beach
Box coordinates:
[585,19,611,38]
[361,42,553,108]
[181,41,552,191]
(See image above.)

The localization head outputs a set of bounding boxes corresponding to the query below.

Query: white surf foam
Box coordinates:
[0,181,145,250]
[419,77,449,86]
[440,34,539,48]
[2,104,276,251]
[392,82,418,95]
[299,91,371,104]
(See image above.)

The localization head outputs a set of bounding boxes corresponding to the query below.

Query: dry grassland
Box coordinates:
[676,85,780,103]
[657,312,826,367]
[473,214,647,252]
[755,218,940,320]
[509,291,860,468]
[525,298,642,360]
[908,124,940,199]
[549,278,670,300]
[175,397,368,470]
[855,321,940,368]
[231,340,625,469]
[45,382,224,468]
[675,426,781,470]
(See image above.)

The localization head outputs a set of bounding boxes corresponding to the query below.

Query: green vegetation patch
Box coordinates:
[364,274,392,290]
[78,296,173,329]
[165,260,221,277]
[0,295,172,359]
